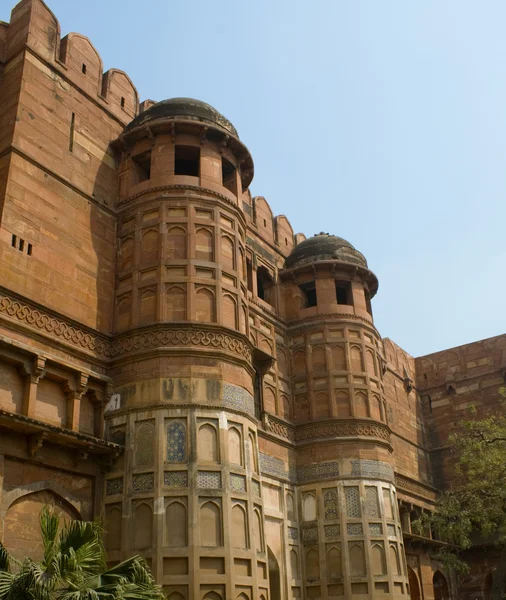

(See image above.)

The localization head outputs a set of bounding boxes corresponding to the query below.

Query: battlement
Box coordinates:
[1,0,138,124]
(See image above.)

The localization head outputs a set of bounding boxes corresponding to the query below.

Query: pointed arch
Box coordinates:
[370,394,383,421]
[286,492,295,520]
[140,229,159,264]
[371,543,386,575]
[166,285,186,320]
[166,501,187,547]
[349,543,366,576]
[248,433,258,473]
[355,391,369,418]
[231,503,248,549]
[314,392,329,418]
[365,348,378,376]
[228,427,243,466]
[312,346,326,373]
[134,421,154,467]
[139,288,156,324]
[433,570,450,600]
[292,350,306,374]
[198,423,219,462]
[331,345,346,371]
[220,235,235,271]
[254,508,264,551]
[389,544,401,575]
[335,391,351,417]
[167,226,186,259]
[222,293,237,330]
[195,287,215,322]
[408,566,422,600]
[119,237,134,272]
[166,420,186,462]
[133,503,152,549]
[327,546,342,578]
[305,548,319,579]
[200,501,222,547]
[195,227,213,261]
[350,346,363,372]
[105,505,122,551]
[303,494,317,521]
[290,548,299,579]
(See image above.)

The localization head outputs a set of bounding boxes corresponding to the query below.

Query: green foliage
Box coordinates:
[413,387,506,575]
[0,506,164,600]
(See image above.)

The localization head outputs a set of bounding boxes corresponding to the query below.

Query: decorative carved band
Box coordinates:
[111,328,252,362]
[0,292,110,358]
[395,472,437,502]
[0,290,252,363]
[263,414,391,446]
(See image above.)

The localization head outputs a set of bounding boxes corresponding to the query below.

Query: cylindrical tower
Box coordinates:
[104,99,269,600]
[279,234,409,599]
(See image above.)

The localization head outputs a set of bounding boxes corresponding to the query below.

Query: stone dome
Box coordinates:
[285,232,368,269]
[125,97,238,137]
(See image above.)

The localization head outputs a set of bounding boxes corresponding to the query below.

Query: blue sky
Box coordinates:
[4,0,506,357]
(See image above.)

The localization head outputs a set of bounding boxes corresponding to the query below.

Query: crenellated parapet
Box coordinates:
[2,0,138,123]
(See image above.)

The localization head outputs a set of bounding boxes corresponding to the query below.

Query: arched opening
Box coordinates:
[256,266,274,306]
[4,489,81,561]
[433,570,450,600]
[268,546,281,600]
[408,566,422,600]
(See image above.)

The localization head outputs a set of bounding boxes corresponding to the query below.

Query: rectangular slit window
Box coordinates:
[19,239,24,252]
[299,281,317,308]
[365,289,372,314]
[69,112,75,152]
[221,156,237,195]
[82,63,87,75]
[27,243,33,256]
[246,258,254,292]
[175,145,200,176]
[120,97,125,108]
[335,281,353,306]
[11,235,16,248]
[132,150,151,182]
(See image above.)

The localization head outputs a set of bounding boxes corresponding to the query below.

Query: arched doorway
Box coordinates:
[268,547,281,600]
[433,570,450,600]
[483,570,506,599]
[3,489,81,561]
[408,566,422,600]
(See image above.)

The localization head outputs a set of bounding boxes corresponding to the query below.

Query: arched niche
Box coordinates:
[200,501,222,547]
[166,501,187,547]
[198,423,219,462]
[4,488,81,561]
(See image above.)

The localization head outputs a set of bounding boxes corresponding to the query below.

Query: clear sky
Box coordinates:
[4,0,506,357]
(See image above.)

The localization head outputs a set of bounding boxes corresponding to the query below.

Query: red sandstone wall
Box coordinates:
[416,333,506,489]
[0,0,138,332]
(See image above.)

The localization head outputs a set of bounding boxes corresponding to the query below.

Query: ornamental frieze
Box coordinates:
[0,291,252,363]
[263,414,391,446]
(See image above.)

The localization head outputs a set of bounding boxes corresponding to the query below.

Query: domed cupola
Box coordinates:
[125,97,239,137]
[285,232,368,269]
[116,97,254,198]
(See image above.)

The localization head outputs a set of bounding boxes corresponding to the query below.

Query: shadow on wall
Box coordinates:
[90,154,119,334]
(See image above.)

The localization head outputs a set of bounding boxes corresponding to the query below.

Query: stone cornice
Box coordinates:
[117,185,247,227]
[394,472,438,503]
[259,413,392,450]
[0,289,253,369]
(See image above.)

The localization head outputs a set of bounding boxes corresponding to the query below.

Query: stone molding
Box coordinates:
[0,481,84,518]
[395,472,437,502]
[0,290,110,359]
[0,290,253,365]
[118,184,246,221]
[263,414,391,446]
[111,326,252,362]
